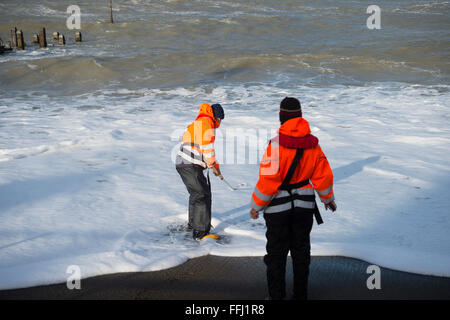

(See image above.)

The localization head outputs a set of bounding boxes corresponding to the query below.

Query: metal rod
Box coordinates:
[221,177,236,191]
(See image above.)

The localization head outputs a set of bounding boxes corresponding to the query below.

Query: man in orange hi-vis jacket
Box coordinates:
[176,103,224,240]
[250,97,336,300]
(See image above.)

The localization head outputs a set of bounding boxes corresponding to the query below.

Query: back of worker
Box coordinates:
[250,97,336,300]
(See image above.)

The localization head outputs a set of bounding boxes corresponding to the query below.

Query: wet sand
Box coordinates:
[0,255,449,300]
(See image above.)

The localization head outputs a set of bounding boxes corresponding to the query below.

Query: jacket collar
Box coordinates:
[274,117,318,149]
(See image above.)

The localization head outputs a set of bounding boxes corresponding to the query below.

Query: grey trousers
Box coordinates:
[176,165,212,234]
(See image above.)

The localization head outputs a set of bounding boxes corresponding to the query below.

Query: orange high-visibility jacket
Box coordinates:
[250,117,334,213]
[176,103,220,170]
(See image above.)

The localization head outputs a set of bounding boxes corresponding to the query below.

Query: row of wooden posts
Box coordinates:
[9,27,82,50]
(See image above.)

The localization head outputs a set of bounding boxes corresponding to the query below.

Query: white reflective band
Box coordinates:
[293,188,314,195]
[202,151,215,158]
[276,190,290,198]
[200,143,214,150]
[317,185,333,196]
[293,199,316,209]
[250,197,265,211]
[183,145,201,156]
[275,188,314,199]
[264,200,315,214]
[177,150,206,168]
[319,194,335,204]
[271,140,279,148]
[253,187,273,202]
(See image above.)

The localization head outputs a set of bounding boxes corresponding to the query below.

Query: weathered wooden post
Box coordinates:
[16,30,25,50]
[58,34,65,45]
[10,27,17,48]
[38,27,47,48]
[53,31,59,40]
[75,31,82,42]
[33,34,39,44]
[110,0,114,23]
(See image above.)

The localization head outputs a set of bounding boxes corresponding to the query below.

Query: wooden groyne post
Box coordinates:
[16,30,24,50]
[2,26,84,54]
[58,34,65,46]
[110,0,114,23]
[75,32,82,42]
[10,27,17,48]
[39,27,47,48]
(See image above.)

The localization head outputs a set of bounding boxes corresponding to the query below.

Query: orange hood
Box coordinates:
[196,103,220,128]
[275,117,318,149]
[278,117,311,137]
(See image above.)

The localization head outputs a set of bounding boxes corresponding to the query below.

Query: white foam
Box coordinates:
[0,82,449,289]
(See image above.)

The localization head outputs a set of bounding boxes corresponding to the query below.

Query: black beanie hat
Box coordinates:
[211,104,224,120]
[279,97,302,124]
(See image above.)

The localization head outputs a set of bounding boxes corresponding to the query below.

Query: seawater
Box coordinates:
[0,1,449,150]
[1,0,449,96]
[1,1,450,286]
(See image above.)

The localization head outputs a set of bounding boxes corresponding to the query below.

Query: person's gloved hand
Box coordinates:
[324,200,337,212]
[250,208,259,219]
[212,167,223,179]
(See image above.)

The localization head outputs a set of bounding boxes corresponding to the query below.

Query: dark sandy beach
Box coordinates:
[1,1,450,301]
[0,255,449,300]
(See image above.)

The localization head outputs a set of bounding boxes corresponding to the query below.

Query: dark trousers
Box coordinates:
[176,166,212,234]
[263,210,313,300]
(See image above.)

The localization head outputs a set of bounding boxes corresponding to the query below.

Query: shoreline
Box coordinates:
[1,255,449,300]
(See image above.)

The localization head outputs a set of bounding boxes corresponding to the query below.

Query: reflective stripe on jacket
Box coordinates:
[176,103,220,170]
[250,117,334,214]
